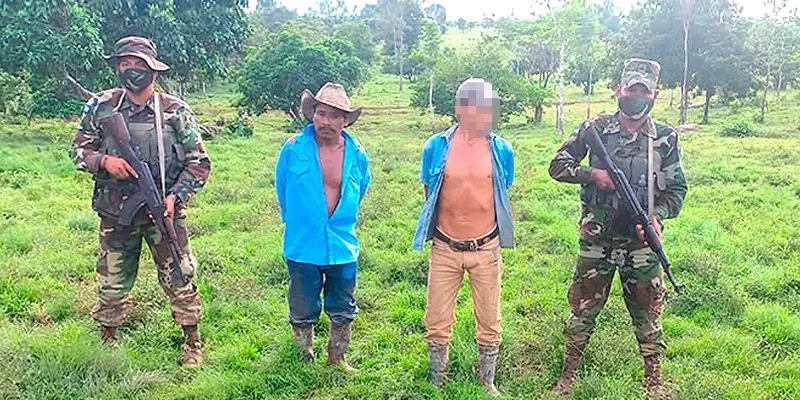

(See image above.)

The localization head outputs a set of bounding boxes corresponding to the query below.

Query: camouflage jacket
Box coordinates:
[69,88,211,222]
[549,113,687,241]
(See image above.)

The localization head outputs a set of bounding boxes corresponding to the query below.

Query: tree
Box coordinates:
[409,19,444,131]
[0,0,110,118]
[237,31,366,122]
[562,2,605,117]
[410,36,531,123]
[679,0,691,124]
[497,19,559,121]
[749,1,798,121]
[423,3,447,33]
[91,0,251,98]
[456,18,468,30]
[334,21,379,66]
[376,0,424,91]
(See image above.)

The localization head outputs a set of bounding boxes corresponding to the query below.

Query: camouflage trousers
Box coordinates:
[563,237,667,357]
[91,215,202,327]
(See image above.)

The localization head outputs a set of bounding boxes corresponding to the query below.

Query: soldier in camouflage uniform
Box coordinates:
[548,59,687,398]
[69,37,211,367]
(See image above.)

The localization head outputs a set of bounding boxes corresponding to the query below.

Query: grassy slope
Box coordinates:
[1,71,800,399]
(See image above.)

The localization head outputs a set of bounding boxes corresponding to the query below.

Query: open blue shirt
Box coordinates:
[276,124,372,266]
[413,125,516,250]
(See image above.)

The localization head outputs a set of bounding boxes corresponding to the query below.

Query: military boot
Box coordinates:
[643,354,665,399]
[181,325,203,368]
[292,324,315,362]
[428,343,449,388]
[552,341,587,395]
[327,322,356,372]
[478,345,501,397]
[100,325,119,348]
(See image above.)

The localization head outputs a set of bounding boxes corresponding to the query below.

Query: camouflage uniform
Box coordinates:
[549,59,687,365]
[70,71,210,328]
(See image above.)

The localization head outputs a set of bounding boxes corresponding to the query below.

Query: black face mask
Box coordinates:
[618,95,654,120]
[118,68,155,93]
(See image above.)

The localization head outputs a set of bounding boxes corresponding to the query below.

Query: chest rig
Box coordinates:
[99,93,182,195]
[92,92,185,221]
[587,127,660,218]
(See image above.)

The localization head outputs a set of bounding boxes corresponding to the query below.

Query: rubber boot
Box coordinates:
[428,343,449,388]
[327,322,356,372]
[478,344,501,397]
[292,325,315,362]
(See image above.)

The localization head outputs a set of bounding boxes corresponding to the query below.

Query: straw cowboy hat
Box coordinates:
[104,36,170,72]
[300,82,362,127]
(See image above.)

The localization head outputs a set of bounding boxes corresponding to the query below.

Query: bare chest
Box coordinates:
[443,140,493,183]
[319,146,345,190]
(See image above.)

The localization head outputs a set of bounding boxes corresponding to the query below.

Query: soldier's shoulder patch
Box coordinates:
[82,97,99,117]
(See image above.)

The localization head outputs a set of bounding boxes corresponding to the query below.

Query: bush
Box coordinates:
[410,38,539,123]
[237,31,367,122]
[224,112,254,137]
[0,72,33,122]
[721,118,759,138]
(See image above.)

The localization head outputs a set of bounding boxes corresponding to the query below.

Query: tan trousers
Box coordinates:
[424,234,503,347]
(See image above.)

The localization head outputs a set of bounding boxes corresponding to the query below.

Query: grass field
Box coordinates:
[1,71,800,400]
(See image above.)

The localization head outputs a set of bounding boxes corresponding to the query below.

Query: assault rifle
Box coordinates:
[98,112,189,289]
[584,125,685,294]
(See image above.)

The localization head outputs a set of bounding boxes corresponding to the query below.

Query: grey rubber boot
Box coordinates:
[292,325,315,362]
[428,343,449,388]
[478,344,501,396]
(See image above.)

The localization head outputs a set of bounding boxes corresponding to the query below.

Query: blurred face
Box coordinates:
[115,56,157,93]
[615,83,659,120]
[313,103,346,140]
[455,101,495,134]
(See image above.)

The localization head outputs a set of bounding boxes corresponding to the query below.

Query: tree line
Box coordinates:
[1,0,798,129]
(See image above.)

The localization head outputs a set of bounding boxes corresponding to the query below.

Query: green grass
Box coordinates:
[1,71,799,399]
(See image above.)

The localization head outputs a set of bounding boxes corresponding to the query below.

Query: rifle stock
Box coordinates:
[584,125,685,294]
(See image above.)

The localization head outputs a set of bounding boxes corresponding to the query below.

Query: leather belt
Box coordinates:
[434,227,499,252]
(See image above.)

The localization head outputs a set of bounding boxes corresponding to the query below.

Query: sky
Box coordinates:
[266,0,800,20]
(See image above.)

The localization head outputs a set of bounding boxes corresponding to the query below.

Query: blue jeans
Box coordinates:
[287,259,358,327]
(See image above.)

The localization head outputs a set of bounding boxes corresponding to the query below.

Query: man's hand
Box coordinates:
[590,168,616,192]
[102,156,138,180]
[164,194,177,221]
[636,216,662,247]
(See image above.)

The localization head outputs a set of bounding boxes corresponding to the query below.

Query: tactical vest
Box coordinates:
[582,129,662,214]
[92,94,186,221]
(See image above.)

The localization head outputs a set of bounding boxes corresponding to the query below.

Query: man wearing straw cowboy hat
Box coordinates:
[69,36,211,367]
[275,82,372,370]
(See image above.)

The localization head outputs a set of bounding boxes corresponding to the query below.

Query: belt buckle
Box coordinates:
[467,240,478,252]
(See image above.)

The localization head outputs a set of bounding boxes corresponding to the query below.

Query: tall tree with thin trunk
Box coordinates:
[544,0,567,135]
[679,0,691,125]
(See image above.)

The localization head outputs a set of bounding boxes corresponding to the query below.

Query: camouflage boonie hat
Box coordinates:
[621,58,660,92]
[104,36,170,72]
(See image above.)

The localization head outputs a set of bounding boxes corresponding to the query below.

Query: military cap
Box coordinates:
[104,36,170,72]
[621,58,661,92]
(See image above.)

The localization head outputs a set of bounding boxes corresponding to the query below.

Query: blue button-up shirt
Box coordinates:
[276,124,372,266]
[413,125,516,250]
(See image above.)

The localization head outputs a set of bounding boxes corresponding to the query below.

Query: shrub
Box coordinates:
[721,118,759,138]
